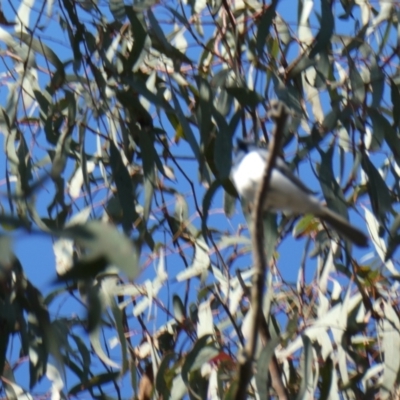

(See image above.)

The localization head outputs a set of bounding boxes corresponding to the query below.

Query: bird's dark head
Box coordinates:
[232,139,260,171]
[236,138,250,153]
[236,138,265,154]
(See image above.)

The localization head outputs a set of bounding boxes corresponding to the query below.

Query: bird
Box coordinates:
[230,139,368,247]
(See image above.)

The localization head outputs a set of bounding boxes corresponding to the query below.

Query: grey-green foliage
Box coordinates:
[0,0,400,398]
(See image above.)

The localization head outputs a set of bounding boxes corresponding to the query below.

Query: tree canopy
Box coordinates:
[0,0,400,399]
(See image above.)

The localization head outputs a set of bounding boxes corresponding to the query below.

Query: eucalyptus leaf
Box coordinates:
[225,86,263,109]
[256,0,278,57]
[172,294,186,323]
[125,8,151,72]
[181,335,219,385]
[309,0,334,58]
[362,154,393,217]
[58,221,140,280]
[370,57,384,108]
[196,76,213,146]
[318,148,348,219]
[109,0,126,20]
[255,338,280,400]
[109,141,135,233]
[349,58,365,105]
[391,79,400,128]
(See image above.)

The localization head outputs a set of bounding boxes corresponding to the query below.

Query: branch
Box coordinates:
[234,101,289,400]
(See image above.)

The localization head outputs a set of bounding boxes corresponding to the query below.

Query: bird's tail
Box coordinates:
[317,207,368,248]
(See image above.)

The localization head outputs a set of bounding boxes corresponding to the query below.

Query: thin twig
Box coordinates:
[234,101,289,400]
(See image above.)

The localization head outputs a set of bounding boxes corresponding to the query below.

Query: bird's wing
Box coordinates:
[275,157,315,195]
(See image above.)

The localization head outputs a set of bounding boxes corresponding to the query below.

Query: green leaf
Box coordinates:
[59,221,140,280]
[173,295,186,323]
[109,141,135,234]
[147,8,172,52]
[223,190,236,218]
[208,0,223,14]
[121,74,171,110]
[225,86,263,109]
[361,154,392,217]
[170,89,201,161]
[24,282,58,388]
[196,76,213,146]
[199,37,215,75]
[5,83,18,125]
[263,212,278,264]
[309,0,334,58]
[147,8,191,65]
[379,301,400,396]
[319,357,334,400]
[255,338,280,400]
[89,323,120,371]
[314,50,332,89]
[285,52,317,80]
[42,207,70,230]
[349,58,365,105]
[174,194,189,223]
[109,0,126,20]
[61,14,83,70]
[295,335,314,400]
[370,57,384,108]
[188,370,209,399]
[111,294,129,373]
[87,284,103,333]
[17,32,65,79]
[318,147,348,219]
[138,129,157,225]
[390,78,400,128]
[293,214,318,237]
[369,108,400,168]
[340,25,369,56]
[51,126,72,179]
[386,214,400,260]
[0,32,35,69]
[156,353,178,399]
[201,180,221,242]
[339,0,356,19]
[322,107,339,132]
[256,0,278,57]
[383,125,400,169]
[61,354,85,380]
[2,361,18,400]
[165,6,187,26]
[181,335,219,385]
[78,115,91,203]
[223,380,239,400]
[170,374,187,400]
[217,235,251,250]
[71,334,91,376]
[0,326,10,377]
[212,108,232,180]
[125,8,150,72]
[0,214,30,231]
[17,134,32,194]
[68,371,120,395]
[273,75,303,127]
[366,107,385,150]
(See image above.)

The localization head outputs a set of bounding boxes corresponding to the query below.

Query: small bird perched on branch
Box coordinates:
[230,139,368,247]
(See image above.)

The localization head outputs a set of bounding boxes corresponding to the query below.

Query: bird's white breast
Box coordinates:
[231,151,322,214]
[231,151,266,200]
